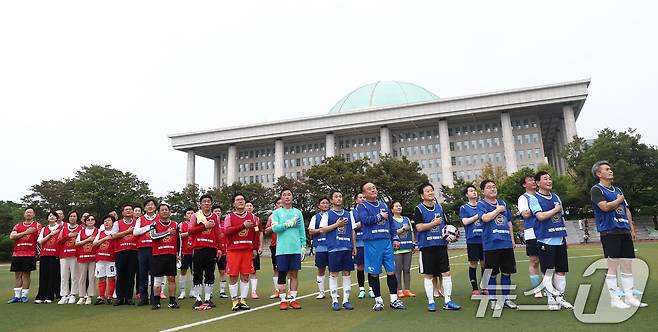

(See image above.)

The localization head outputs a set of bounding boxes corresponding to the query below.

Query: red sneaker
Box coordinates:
[471,289,481,296]
[279,301,289,310]
[289,300,302,309]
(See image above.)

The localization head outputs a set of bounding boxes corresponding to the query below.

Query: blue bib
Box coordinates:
[394,216,414,250]
[415,203,447,248]
[591,184,631,233]
[533,193,567,240]
[476,199,513,251]
[325,209,354,252]
[311,212,327,251]
[460,203,482,244]
[521,193,538,231]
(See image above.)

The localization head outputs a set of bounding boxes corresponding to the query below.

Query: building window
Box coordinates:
[451,157,456,166]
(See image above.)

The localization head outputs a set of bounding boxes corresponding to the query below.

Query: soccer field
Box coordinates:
[1,242,656,332]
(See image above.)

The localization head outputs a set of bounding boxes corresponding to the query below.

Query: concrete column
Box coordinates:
[438,120,453,187]
[226,145,237,185]
[274,139,284,180]
[500,112,518,174]
[186,150,196,186]
[213,157,221,188]
[325,133,335,158]
[555,127,565,175]
[379,126,392,156]
[562,105,577,143]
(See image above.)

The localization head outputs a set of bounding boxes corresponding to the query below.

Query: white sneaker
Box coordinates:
[44,300,52,303]
[316,292,325,299]
[611,296,631,309]
[556,296,573,309]
[68,295,77,304]
[625,296,648,308]
[84,297,92,305]
[178,291,186,300]
[57,296,68,305]
[34,300,43,304]
[76,297,85,305]
[547,295,559,311]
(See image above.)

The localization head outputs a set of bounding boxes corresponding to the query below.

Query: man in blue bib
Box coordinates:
[528,171,572,311]
[517,174,543,298]
[460,184,485,296]
[590,161,647,308]
[308,197,330,299]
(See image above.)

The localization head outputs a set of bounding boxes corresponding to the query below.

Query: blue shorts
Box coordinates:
[328,250,354,273]
[276,254,301,273]
[315,251,329,268]
[354,246,364,265]
[364,239,395,275]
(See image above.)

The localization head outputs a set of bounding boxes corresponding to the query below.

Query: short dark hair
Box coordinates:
[47,211,58,219]
[417,182,434,195]
[133,205,142,210]
[330,190,342,199]
[199,194,213,203]
[232,193,245,203]
[185,207,195,213]
[519,174,535,188]
[317,196,330,205]
[534,171,551,182]
[24,206,36,213]
[103,214,116,223]
[67,210,79,219]
[121,203,133,210]
[360,182,373,193]
[479,179,495,190]
[389,200,402,210]
[273,197,282,205]
[463,184,476,196]
[143,198,157,207]
[279,188,292,197]
[211,204,221,211]
[158,203,170,211]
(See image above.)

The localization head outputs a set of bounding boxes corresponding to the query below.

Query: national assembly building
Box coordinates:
[169,79,589,188]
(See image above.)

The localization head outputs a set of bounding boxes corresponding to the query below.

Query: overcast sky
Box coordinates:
[1,1,656,202]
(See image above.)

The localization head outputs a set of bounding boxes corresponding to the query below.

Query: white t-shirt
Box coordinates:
[319,210,358,229]
[518,194,536,240]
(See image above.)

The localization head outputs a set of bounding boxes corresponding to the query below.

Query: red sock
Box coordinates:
[107,278,116,298]
[98,279,107,299]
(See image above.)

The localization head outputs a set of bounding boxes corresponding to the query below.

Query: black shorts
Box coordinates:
[538,241,569,273]
[253,253,261,271]
[216,255,227,271]
[525,239,540,257]
[467,243,484,261]
[151,254,177,277]
[180,254,193,270]
[269,246,277,270]
[601,233,635,258]
[484,248,517,275]
[10,256,36,272]
[419,245,449,276]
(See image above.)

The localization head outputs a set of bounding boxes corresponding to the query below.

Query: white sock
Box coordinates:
[390,293,398,302]
[442,276,452,303]
[229,283,239,299]
[317,275,325,292]
[180,277,186,291]
[359,286,365,291]
[375,296,383,303]
[204,284,213,301]
[279,289,287,303]
[21,289,29,298]
[606,274,618,296]
[290,290,298,300]
[193,285,202,301]
[13,288,21,298]
[329,276,338,303]
[220,281,227,292]
[342,276,351,303]
[554,275,566,295]
[240,281,249,300]
[621,273,634,298]
[424,278,435,304]
[250,278,258,293]
[273,277,278,290]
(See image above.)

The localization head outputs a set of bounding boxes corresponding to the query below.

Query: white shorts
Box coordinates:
[95,261,116,278]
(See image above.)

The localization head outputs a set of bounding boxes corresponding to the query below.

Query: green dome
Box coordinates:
[329,81,438,114]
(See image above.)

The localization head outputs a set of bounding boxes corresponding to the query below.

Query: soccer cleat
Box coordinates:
[7,297,20,304]
[611,296,631,309]
[368,290,375,298]
[193,300,204,310]
[289,300,302,309]
[219,291,229,298]
[332,302,341,311]
[403,290,416,297]
[232,300,241,311]
[85,297,92,305]
[94,298,105,305]
[471,289,481,296]
[279,301,289,310]
[44,299,53,303]
[390,299,406,310]
[358,290,366,299]
[547,295,559,311]
[269,289,280,299]
[68,295,77,304]
[105,299,112,305]
[239,300,251,310]
[152,303,161,310]
[442,301,461,310]
[34,299,43,304]
[342,301,354,310]
[251,292,259,299]
[490,300,503,311]
[206,300,216,308]
[316,292,326,299]
[427,302,437,312]
[20,296,28,303]
[372,301,384,311]
[76,297,85,305]
[160,291,166,299]
[397,291,405,298]
[168,301,180,309]
[178,291,186,300]
[625,296,648,308]
[113,299,124,306]
[503,299,517,309]
[556,296,573,310]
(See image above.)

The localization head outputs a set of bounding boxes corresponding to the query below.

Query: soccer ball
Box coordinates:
[442,225,460,243]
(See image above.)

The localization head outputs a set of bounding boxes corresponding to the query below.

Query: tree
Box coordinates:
[272,176,315,223]
[164,184,204,220]
[21,179,75,217]
[439,177,470,226]
[365,155,429,216]
[0,201,23,235]
[475,162,508,186]
[304,156,369,208]
[206,182,275,220]
[498,167,536,205]
[73,165,153,219]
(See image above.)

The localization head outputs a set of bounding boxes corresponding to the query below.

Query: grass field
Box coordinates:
[1,242,657,332]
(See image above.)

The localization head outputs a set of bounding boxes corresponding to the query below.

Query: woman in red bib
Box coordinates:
[57,211,81,304]
[35,211,62,303]
[76,214,99,304]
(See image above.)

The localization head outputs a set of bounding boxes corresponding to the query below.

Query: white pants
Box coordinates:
[95,261,117,278]
[78,261,96,297]
[60,257,79,296]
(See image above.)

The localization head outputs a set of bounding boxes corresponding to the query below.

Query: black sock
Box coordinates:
[368,274,381,297]
[357,270,365,288]
[386,274,397,295]
[469,267,478,290]
[169,296,175,303]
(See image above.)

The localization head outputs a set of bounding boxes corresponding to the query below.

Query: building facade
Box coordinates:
[169,79,588,188]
